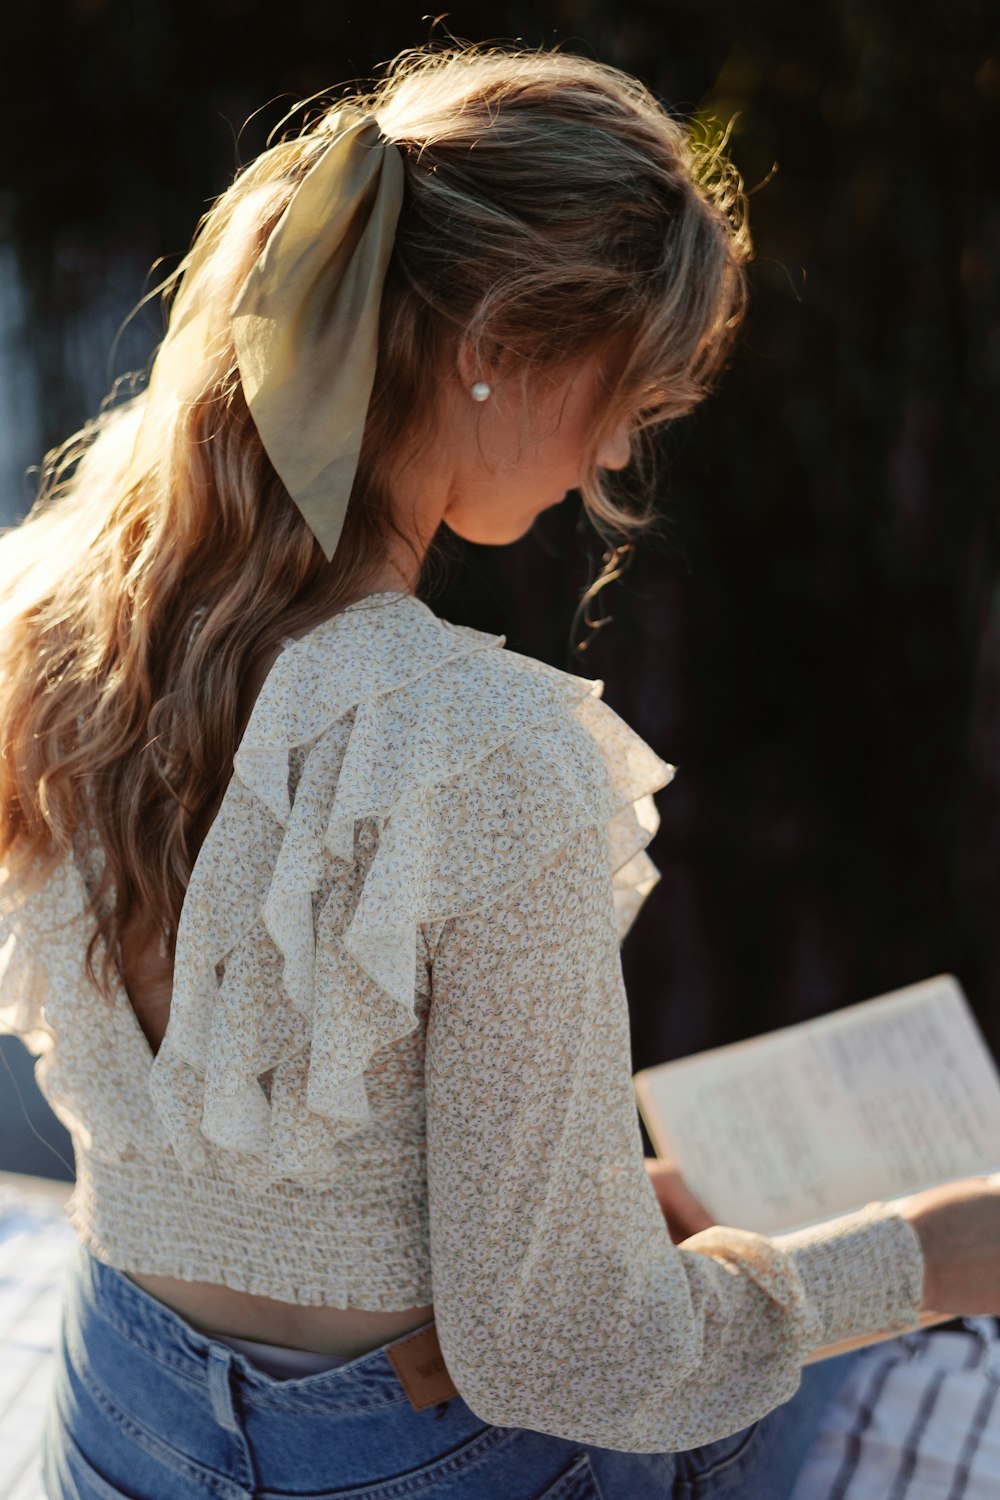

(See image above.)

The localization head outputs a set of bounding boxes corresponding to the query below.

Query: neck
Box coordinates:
[365,549,418,595]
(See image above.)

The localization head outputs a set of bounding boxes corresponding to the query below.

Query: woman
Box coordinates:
[1,42,997,1500]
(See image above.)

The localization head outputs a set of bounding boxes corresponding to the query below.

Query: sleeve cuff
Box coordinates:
[773,1200,926,1347]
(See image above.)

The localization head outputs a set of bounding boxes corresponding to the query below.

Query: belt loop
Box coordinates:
[206,1345,241,1432]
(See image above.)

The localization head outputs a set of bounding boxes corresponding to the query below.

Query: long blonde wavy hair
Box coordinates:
[0,44,751,999]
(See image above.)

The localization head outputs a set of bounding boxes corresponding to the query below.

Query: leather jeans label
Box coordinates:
[385,1324,459,1411]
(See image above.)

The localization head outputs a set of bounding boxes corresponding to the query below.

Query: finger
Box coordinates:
[669,1196,716,1236]
[645,1161,716,1235]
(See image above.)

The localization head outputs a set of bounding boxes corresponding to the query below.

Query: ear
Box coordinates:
[455,334,518,393]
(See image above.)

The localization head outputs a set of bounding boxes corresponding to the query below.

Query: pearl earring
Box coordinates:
[470,381,491,402]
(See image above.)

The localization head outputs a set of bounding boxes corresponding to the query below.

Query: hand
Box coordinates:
[644,1157,717,1244]
[891,1175,1000,1317]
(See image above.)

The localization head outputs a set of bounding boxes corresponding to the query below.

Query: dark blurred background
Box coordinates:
[1,0,998,1180]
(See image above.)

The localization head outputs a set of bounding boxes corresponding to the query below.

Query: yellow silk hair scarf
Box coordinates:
[129,107,404,562]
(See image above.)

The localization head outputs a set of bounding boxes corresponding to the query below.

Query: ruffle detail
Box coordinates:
[144,595,674,1189]
[148,591,677,1188]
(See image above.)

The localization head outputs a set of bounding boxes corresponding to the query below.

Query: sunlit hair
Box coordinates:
[0,43,751,999]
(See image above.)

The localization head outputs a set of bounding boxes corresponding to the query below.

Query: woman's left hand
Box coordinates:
[644,1157,717,1244]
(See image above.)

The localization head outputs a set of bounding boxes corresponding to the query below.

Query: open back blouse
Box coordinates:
[0,589,924,1452]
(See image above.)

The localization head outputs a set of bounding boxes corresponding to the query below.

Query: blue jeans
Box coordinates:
[42,1241,862,1498]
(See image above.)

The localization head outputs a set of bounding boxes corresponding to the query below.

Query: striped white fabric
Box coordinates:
[0,1178,75,1500]
[0,1174,998,1500]
[791,1320,1000,1499]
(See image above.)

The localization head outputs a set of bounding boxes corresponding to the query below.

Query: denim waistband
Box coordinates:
[75,1242,437,1415]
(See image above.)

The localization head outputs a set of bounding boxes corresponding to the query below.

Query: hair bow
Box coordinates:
[232,108,404,560]
[129,107,404,563]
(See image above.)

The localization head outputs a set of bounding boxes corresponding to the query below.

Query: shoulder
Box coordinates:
[231,590,673,891]
[317,593,660,795]
[239,591,608,781]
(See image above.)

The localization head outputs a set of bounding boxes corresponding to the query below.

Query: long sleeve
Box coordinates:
[0,588,926,1395]
[424,819,925,1453]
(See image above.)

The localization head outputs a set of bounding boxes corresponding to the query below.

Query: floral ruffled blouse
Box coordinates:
[0,590,924,1451]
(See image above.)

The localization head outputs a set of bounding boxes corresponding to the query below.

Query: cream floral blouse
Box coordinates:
[0,590,924,1452]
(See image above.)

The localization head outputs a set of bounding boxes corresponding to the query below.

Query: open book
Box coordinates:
[633,975,1000,1364]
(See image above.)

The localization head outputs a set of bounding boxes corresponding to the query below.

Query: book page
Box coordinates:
[634,975,1000,1236]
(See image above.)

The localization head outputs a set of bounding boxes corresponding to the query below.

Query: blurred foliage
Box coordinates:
[1,0,999,1163]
